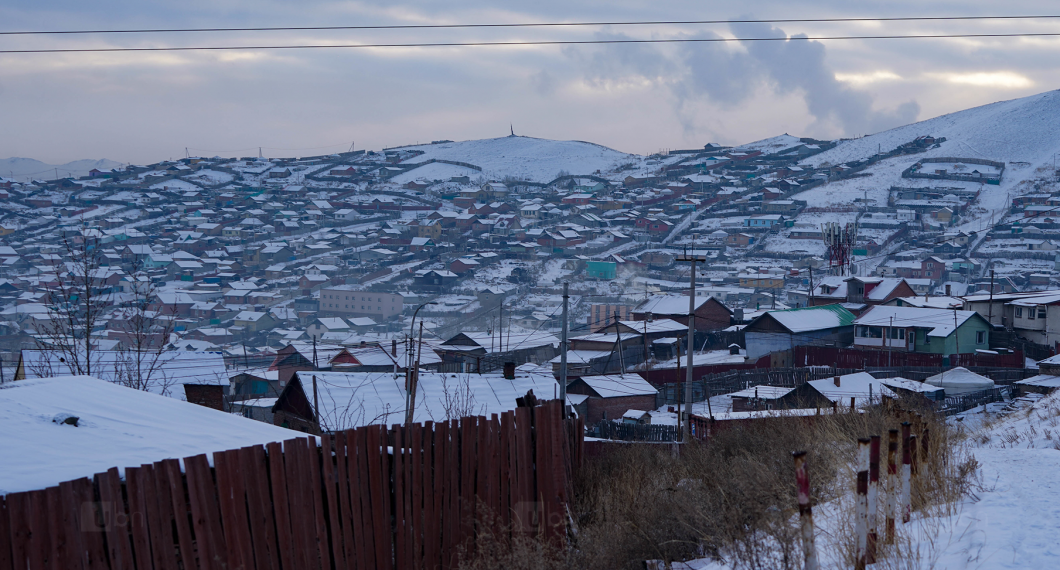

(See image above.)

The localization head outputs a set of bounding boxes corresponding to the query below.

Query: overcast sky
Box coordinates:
[2,1,1058,164]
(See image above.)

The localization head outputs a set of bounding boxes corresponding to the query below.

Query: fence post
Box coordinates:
[901,422,912,523]
[855,438,870,570]
[793,451,819,570]
[885,429,898,544]
[867,435,880,563]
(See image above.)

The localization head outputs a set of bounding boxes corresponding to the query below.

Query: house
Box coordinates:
[728,385,797,412]
[853,306,991,356]
[319,288,403,319]
[790,372,943,408]
[564,374,659,424]
[808,276,915,313]
[745,214,783,228]
[632,295,733,331]
[742,305,857,363]
[234,310,279,333]
[586,261,617,280]
[725,233,755,247]
[15,350,230,410]
[0,375,299,494]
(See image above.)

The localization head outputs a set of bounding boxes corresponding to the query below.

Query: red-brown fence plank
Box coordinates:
[513,407,535,536]
[57,481,85,570]
[392,426,406,570]
[7,493,30,570]
[239,446,279,570]
[411,424,424,570]
[348,429,373,570]
[499,412,514,536]
[333,432,358,570]
[25,489,50,570]
[184,454,227,570]
[216,450,257,570]
[422,422,438,570]
[282,438,317,570]
[73,477,109,570]
[402,426,415,570]
[305,438,332,570]
[351,428,375,570]
[321,434,348,570]
[266,441,297,570]
[366,426,391,570]
[0,495,12,570]
[159,459,198,570]
[96,468,133,570]
[140,465,178,570]
[44,486,68,570]
[125,467,153,570]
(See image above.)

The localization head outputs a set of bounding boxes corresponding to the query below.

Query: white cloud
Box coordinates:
[926,71,1034,89]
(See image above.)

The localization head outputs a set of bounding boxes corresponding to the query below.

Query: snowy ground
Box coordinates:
[680,392,1060,569]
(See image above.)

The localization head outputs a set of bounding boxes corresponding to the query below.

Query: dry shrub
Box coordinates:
[458,402,977,570]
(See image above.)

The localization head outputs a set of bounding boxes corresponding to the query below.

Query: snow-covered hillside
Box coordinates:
[401,136,637,183]
[790,90,1060,228]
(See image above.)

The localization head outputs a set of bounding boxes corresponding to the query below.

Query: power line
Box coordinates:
[4,15,1060,36]
[3,32,1060,54]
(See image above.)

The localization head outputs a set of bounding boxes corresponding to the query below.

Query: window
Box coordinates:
[1030,309,1036,320]
[1039,307,1048,319]
[1016,307,1023,318]
[976,331,986,344]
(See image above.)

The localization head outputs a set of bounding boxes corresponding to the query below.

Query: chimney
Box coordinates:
[503,362,516,380]
[391,339,397,357]
[360,340,367,348]
[834,375,841,388]
[945,284,951,296]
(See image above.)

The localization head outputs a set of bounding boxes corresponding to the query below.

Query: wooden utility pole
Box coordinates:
[676,239,706,441]
[560,283,569,405]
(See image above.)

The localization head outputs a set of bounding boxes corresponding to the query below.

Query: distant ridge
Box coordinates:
[0,157,122,182]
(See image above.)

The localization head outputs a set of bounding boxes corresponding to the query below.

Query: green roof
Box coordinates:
[755,304,856,333]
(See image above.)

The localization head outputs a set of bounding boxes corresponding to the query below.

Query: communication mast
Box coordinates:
[821,221,859,276]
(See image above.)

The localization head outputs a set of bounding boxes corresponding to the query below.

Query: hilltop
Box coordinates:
[400,135,638,183]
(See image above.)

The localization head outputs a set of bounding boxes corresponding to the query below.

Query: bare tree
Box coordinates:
[112,273,180,395]
[35,232,110,376]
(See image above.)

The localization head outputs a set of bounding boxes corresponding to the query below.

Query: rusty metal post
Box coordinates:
[793,451,819,570]
[885,429,898,544]
[867,435,880,563]
[855,439,870,570]
[901,422,912,523]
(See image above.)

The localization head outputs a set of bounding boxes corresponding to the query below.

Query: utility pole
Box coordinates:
[987,270,995,325]
[808,265,815,307]
[676,236,705,441]
[614,311,624,372]
[312,374,320,432]
[953,309,960,365]
[560,283,569,406]
[888,316,893,368]
[407,321,424,428]
[312,334,318,368]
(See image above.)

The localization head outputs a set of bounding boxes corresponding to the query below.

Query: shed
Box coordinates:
[565,374,659,424]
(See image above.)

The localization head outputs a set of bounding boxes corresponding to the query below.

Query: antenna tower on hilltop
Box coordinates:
[821,221,859,276]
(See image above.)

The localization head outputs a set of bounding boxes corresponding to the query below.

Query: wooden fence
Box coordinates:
[0,399,582,570]
[591,420,681,442]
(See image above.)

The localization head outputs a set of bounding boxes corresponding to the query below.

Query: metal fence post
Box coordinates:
[885,429,898,544]
[855,439,870,570]
[867,435,880,563]
[793,451,819,570]
[901,422,912,523]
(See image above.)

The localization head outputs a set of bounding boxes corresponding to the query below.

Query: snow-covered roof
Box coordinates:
[727,385,795,399]
[0,376,300,494]
[18,350,230,398]
[807,372,896,406]
[756,305,856,333]
[294,371,558,430]
[1015,374,1060,389]
[925,367,995,394]
[855,306,982,338]
[576,374,658,398]
[633,295,725,315]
